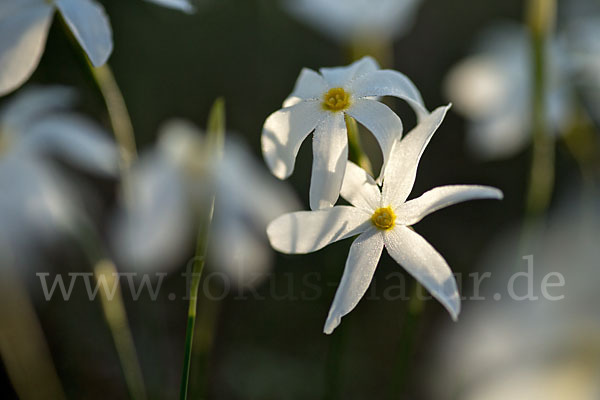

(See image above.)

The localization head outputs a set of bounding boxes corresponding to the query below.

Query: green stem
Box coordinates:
[524,0,556,221]
[388,282,425,398]
[179,99,226,400]
[345,114,373,176]
[323,323,347,400]
[94,260,147,400]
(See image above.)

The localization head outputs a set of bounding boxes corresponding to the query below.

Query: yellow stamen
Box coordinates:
[322,88,351,112]
[371,206,396,230]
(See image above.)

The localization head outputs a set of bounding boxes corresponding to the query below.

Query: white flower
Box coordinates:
[143,0,196,14]
[444,23,569,159]
[0,0,113,96]
[111,120,299,286]
[267,105,503,334]
[281,0,423,43]
[262,56,428,211]
[0,85,118,260]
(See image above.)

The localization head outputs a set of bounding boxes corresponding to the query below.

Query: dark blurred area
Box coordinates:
[2,0,597,399]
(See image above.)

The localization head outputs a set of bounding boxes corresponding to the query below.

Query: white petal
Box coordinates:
[346,98,403,179]
[396,185,504,226]
[143,0,195,13]
[382,105,450,207]
[384,226,460,320]
[348,69,428,119]
[266,206,371,254]
[261,100,323,179]
[324,229,384,334]
[283,68,328,107]
[0,85,76,133]
[0,4,53,96]
[340,161,380,211]
[19,114,119,176]
[319,56,380,88]
[111,154,192,271]
[310,112,348,210]
[55,0,113,67]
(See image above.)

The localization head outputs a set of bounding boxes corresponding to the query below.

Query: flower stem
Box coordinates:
[524,0,556,220]
[58,15,137,169]
[179,98,226,400]
[345,114,373,176]
[388,281,424,398]
[94,259,147,400]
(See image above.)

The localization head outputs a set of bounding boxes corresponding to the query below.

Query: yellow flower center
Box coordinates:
[322,88,351,111]
[371,206,396,230]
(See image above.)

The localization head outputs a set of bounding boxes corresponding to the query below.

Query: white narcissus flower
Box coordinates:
[111,120,299,286]
[0,86,118,261]
[281,0,423,44]
[267,105,503,334]
[262,56,428,211]
[0,0,113,96]
[444,24,569,160]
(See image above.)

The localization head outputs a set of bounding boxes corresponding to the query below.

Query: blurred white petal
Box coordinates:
[261,100,323,179]
[282,0,423,43]
[324,229,383,334]
[384,226,460,320]
[346,98,403,179]
[0,3,53,96]
[397,185,503,226]
[19,114,119,176]
[283,68,328,108]
[382,105,450,207]
[340,161,380,212]
[310,112,347,210]
[267,206,370,254]
[143,0,196,14]
[55,0,113,67]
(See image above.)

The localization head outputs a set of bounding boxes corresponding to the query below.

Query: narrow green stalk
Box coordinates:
[524,0,556,220]
[388,281,425,398]
[87,62,137,168]
[179,99,226,400]
[345,114,373,176]
[58,16,137,169]
[323,323,347,400]
[94,260,147,400]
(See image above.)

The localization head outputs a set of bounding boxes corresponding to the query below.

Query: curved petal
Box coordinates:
[283,68,328,107]
[266,206,371,254]
[382,105,450,207]
[143,0,196,13]
[396,185,503,226]
[324,228,384,334]
[320,56,380,88]
[340,161,380,212]
[55,0,113,67]
[310,112,348,210]
[19,114,119,176]
[384,226,460,320]
[0,4,53,96]
[348,69,428,119]
[261,100,323,179]
[346,98,403,179]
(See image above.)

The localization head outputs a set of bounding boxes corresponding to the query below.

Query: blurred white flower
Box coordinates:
[144,0,196,14]
[0,85,118,262]
[262,56,427,211]
[445,23,570,159]
[267,105,503,334]
[281,0,423,44]
[0,0,113,96]
[427,189,600,400]
[111,120,300,287]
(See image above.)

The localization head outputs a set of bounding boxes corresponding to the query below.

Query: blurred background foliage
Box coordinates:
[2,0,598,399]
